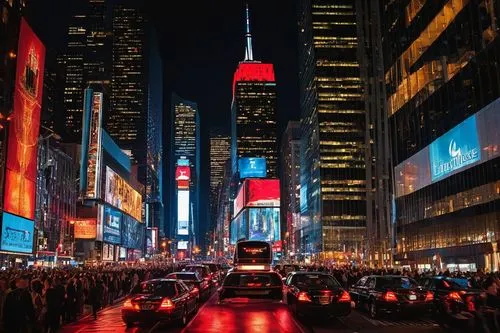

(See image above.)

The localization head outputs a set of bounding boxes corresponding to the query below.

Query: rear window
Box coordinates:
[294,274,340,289]
[138,281,177,297]
[223,273,282,287]
[376,277,419,289]
[185,266,206,276]
[167,273,198,281]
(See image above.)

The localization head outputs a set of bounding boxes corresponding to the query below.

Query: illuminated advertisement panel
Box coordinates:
[245,179,280,207]
[238,157,267,179]
[3,19,45,220]
[102,243,114,261]
[0,212,34,253]
[248,207,280,242]
[177,158,190,166]
[233,181,246,216]
[175,166,191,181]
[122,215,144,249]
[105,166,142,221]
[233,62,275,96]
[177,180,189,190]
[103,206,121,244]
[73,219,97,239]
[178,240,188,250]
[177,190,189,235]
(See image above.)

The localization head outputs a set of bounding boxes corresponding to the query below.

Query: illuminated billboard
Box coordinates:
[105,166,142,221]
[246,179,280,207]
[178,240,188,250]
[230,207,280,244]
[103,206,121,244]
[121,215,144,249]
[233,62,275,96]
[146,227,158,253]
[177,158,190,166]
[80,90,103,199]
[175,166,191,181]
[234,181,246,216]
[73,219,97,239]
[177,190,189,235]
[3,19,45,220]
[177,180,189,190]
[238,157,267,179]
[0,212,34,253]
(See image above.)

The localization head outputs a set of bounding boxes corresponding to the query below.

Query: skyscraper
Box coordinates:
[296,0,366,259]
[231,4,278,178]
[209,130,231,229]
[171,93,200,246]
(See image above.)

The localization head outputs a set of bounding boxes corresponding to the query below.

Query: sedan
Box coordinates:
[122,278,199,327]
[166,271,211,300]
[285,272,351,319]
[219,270,283,303]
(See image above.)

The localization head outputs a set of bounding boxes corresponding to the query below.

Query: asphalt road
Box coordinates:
[60,292,443,333]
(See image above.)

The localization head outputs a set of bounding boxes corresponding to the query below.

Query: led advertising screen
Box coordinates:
[177,180,189,190]
[177,158,190,166]
[119,247,127,259]
[103,206,121,244]
[177,190,189,235]
[105,166,142,221]
[73,219,97,239]
[121,215,144,249]
[245,179,280,207]
[248,207,280,242]
[0,212,34,253]
[238,157,267,179]
[430,115,481,182]
[175,166,191,181]
[233,182,246,216]
[233,62,275,96]
[3,19,45,220]
[178,240,188,250]
[102,243,114,261]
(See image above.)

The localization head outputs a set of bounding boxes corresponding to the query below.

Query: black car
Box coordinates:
[284,272,351,318]
[202,262,221,284]
[122,279,199,327]
[349,275,433,318]
[184,264,213,286]
[166,272,211,300]
[218,270,283,303]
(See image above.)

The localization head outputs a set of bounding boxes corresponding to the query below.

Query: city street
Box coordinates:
[60,293,443,333]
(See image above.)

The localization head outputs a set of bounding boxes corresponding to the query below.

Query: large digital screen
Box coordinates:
[175,166,191,181]
[102,243,114,261]
[121,215,144,249]
[430,116,480,181]
[73,219,97,239]
[0,212,34,253]
[248,207,280,242]
[105,167,142,221]
[234,182,246,216]
[178,240,188,250]
[103,206,121,244]
[233,62,275,96]
[238,157,267,179]
[177,158,190,166]
[177,190,189,235]
[3,19,45,220]
[246,179,280,207]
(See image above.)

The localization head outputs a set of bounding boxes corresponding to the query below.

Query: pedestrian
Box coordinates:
[31,279,44,333]
[2,275,35,333]
[89,279,103,320]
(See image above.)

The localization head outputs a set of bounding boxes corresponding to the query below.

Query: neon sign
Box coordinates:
[232,62,275,96]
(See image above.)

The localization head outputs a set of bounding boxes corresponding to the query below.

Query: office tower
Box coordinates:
[231,4,278,178]
[356,0,392,267]
[209,129,231,229]
[41,50,64,133]
[280,121,301,258]
[171,93,200,246]
[296,0,366,258]
[385,1,500,272]
[109,4,147,169]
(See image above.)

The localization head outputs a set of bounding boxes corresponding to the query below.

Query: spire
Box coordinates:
[244,2,254,61]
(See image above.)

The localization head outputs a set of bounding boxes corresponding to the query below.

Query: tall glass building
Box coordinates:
[296,0,366,260]
[386,0,500,271]
[209,130,230,230]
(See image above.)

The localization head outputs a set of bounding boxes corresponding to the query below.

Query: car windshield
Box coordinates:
[223,273,282,287]
[376,277,419,289]
[137,281,177,297]
[167,273,198,281]
[185,266,205,276]
[294,274,340,289]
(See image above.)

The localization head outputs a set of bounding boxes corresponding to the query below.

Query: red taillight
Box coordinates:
[447,291,463,302]
[338,291,351,302]
[425,291,434,301]
[159,298,175,310]
[192,287,199,293]
[123,299,133,309]
[383,291,398,302]
[297,291,312,302]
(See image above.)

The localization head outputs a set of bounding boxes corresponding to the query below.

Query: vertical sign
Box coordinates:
[3,19,45,220]
[82,92,103,198]
[177,190,189,235]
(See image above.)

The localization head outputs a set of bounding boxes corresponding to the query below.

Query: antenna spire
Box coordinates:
[244,3,254,61]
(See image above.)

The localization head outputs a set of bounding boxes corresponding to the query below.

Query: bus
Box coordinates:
[233,240,272,270]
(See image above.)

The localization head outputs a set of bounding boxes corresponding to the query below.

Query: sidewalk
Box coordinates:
[64,295,127,324]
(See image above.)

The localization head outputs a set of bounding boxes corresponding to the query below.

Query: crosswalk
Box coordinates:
[361,315,439,327]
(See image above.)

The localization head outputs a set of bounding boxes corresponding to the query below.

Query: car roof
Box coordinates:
[168,271,197,275]
[145,278,177,283]
[185,264,207,267]
[290,271,330,276]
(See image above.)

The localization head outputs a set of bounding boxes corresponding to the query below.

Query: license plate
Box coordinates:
[409,295,417,301]
[318,296,330,305]
[235,290,269,296]
[141,304,154,310]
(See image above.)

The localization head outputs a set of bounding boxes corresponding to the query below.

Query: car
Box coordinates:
[201,262,222,284]
[218,270,284,303]
[166,271,211,300]
[284,271,351,319]
[349,275,433,319]
[183,264,213,286]
[121,278,199,327]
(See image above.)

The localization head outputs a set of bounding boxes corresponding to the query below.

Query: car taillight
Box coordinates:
[123,299,133,309]
[465,296,475,311]
[297,291,312,302]
[425,291,434,301]
[383,291,398,302]
[192,287,199,293]
[159,298,175,310]
[447,291,463,302]
[338,291,351,302]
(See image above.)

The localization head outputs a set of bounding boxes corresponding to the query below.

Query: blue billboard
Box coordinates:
[238,157,267,179]
[0,213,34,253]
[429,115,481,182]
[103,206,121,244]
[177,158,190,167]
[121,215,144,249]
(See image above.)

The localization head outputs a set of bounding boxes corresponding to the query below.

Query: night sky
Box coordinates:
[30,0,300,244]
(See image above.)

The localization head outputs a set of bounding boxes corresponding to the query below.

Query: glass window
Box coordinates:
[138,281,177,297]
[376,277,418,289]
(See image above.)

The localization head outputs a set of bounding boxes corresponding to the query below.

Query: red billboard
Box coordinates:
[177,180,189,189]
[245,179,280,207]
[175,166,191,181]
[3,19,45,220]
[232,62,275,96]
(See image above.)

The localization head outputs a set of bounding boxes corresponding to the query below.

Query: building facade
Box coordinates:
[296,0,366,261]
[280,121,301,258]
[385,0,500,272]
[209,130,230,230]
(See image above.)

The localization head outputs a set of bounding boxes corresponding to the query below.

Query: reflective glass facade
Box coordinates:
[209,131,230,229]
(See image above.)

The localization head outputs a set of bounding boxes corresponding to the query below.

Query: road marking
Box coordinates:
[180,290,217,333]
